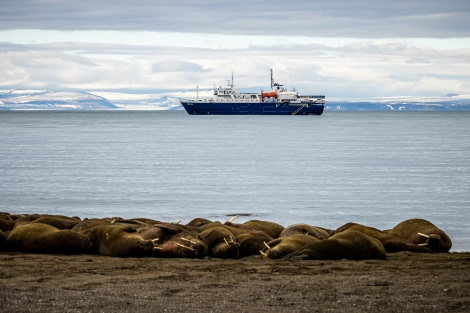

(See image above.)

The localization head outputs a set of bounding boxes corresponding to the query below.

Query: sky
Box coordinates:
[1,0,470,98]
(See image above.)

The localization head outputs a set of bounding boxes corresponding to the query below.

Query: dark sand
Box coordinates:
[1,252,469,312]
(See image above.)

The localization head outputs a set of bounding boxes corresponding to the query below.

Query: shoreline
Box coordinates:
[1,251,469,312]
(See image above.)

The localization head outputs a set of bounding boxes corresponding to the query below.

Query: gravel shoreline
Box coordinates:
[1,251,469,312]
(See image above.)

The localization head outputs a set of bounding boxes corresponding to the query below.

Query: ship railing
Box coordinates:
[299,95,325,99]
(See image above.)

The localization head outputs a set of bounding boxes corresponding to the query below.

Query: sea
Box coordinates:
[1,110,469,252]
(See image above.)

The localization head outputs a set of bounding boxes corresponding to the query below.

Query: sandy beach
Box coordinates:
[1,251,469,312]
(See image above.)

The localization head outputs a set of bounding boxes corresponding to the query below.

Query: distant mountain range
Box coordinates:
[0,90,117,110]
[1,89,469,111]
[325,96,470,111]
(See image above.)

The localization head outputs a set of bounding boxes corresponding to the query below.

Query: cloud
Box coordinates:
[152,60,207,73]
[0,1,469,98]
[1,36,468,97]
[1,1,469,38]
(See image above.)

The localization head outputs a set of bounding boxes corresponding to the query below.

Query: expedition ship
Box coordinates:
[180,70,325,115]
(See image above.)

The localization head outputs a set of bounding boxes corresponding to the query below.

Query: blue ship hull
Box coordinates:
[181,101,324,115]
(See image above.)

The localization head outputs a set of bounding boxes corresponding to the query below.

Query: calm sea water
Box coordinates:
[1,111,469,251]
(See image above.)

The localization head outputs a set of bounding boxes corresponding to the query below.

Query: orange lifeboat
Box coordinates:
[262,91,277,98]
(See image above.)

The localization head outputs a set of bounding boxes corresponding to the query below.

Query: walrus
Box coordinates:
[142,222,209,258]
[186,217,213,227]
[279,223,332,240]
[0,212,15,232]
[285,230,386,260]
[388,218,452,252]
[236,230,274,258]
[30,215,81,230]
[262,234,320,259]
[196,221,253,237]
[241,220,285,239]
[223,216,284,239]
[153,234,208,258]
[6,223,95,254]
[198,226,240,258]
[0,229,6,250]
[71,218,115,232]
[89,224,155,257]
[335,223,432,253]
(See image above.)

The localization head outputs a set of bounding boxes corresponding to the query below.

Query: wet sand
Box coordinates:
[1,251,469,312]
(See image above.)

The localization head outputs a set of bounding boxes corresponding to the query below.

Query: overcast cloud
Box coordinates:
[1,0,469,98]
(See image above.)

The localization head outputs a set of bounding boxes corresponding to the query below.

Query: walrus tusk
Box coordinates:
[172,220,181,224]
[417,232,430,239]
[418,243,429,246]
[151,238,159,243]
[263,241,271,251]
[181,237,196,245]
[227,215,240,223]
[170,241,195,251]
[259,250,268,257]
[224,237,229,246]
[153,246,163,250]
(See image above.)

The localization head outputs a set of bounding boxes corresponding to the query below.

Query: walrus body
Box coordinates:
[71,218,115,233]
[335,223,432,253]
[0,229,6,250]
[264,234,319,259]
[0,212,15,232]
[236,230,273,257]
[285,230,386,260]
[6,223,94,254]
[279,223,332,239]
[153,235,208,258]
[388,219,452,252]
[145,223,208,258]
[241,220,285,239]
[89,224,154,257]
[199,226,239,258]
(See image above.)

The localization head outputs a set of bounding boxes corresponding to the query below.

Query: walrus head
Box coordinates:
[418,232,447,253]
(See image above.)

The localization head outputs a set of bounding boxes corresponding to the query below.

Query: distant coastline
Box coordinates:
[2,89,470,111]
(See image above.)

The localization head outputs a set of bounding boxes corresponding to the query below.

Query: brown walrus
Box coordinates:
[262,234,320,259]
[153,234,208,258]
[6,223,95,254]
[388,218,452,252]
[241,220,285,239]
[0,212,15,232]
[284,230,386,260]
[279,223,332,239]
[0,229,6,250]
[71,217,116,232]
[30,215,81,230]
[12,214,80,229]
[199,226,240,258]
[335,223,432,253]
[89,224,154,257]
[223,216,284,238]
[236,230,273,258]
[142,222,208,258]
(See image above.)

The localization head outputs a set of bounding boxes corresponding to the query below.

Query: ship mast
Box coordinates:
[231,71,234,88]
[270,69,274,89]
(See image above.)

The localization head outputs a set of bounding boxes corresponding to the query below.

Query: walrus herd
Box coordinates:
[0,212,452,259]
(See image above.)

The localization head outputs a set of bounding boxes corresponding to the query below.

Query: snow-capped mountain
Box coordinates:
[325,94,470,111]
[0,90,117,110]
